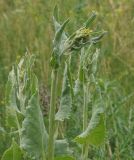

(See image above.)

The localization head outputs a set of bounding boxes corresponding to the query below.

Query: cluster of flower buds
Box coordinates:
[64,28,93,52]
[63,27,107,54]
[50,6,107,69]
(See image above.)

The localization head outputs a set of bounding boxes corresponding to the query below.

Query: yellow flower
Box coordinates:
[75,28,93,39]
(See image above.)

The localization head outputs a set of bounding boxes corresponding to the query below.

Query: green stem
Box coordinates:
[42,151,46,160]
[68,55,74,99]
[48,69,58,160]
[106,141,112,160]
[83,85,88,131]
[82,84,89,160]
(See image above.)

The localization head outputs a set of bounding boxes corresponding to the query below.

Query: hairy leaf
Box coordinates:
[6,68,19,112]
[5,68,22,128]
[55,139,75,160]
[91,49,100,74]
[74,79,83,105]
[21,76,48,159]
[74,107,105,146]
[53,5,69,55]
[51,6,69,69]
[53,19,69,55]
[1,140,22,160]
[71,79,84,132]
[55,139,72,156]
[55,63,72,121]
[5,54,36,128]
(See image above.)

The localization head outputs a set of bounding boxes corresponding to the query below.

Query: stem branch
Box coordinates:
[82,84,89,160]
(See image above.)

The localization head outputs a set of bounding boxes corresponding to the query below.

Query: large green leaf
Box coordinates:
[55,63,72,121]
[1,140,22,160]
[20,76,48,159]
[74,107,106,146]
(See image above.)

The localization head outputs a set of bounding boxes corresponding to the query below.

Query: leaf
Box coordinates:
[91,31,107,43]
[53,5,60,31]
[55,139,75,160]
[74,107,106,146]
[1,140,22,160]
[5,68,21,128]
[18,54,36,112]
[73,79,83,111]
[51,11,69,69]
[91,49,100,74]
[83,11,97,28]
[5,108,17,129]
[52,5,69,57]
[5,54,36,128]
[20,76,48,159]
[53,18,69,54]
[55,63,72,121]
[6,68,19,112]
[55,139,72,155]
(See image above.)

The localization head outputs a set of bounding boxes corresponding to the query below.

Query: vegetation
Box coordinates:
[0,0,134,160]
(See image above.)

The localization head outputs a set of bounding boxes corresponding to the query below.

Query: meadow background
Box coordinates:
[0,0,134,159]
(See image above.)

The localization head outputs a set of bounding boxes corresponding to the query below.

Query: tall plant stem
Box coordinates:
[79,48,89,160]
[82,84,89,160]
[68,55,74,99]
[83,85,88,131]
[48,69,58,160]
